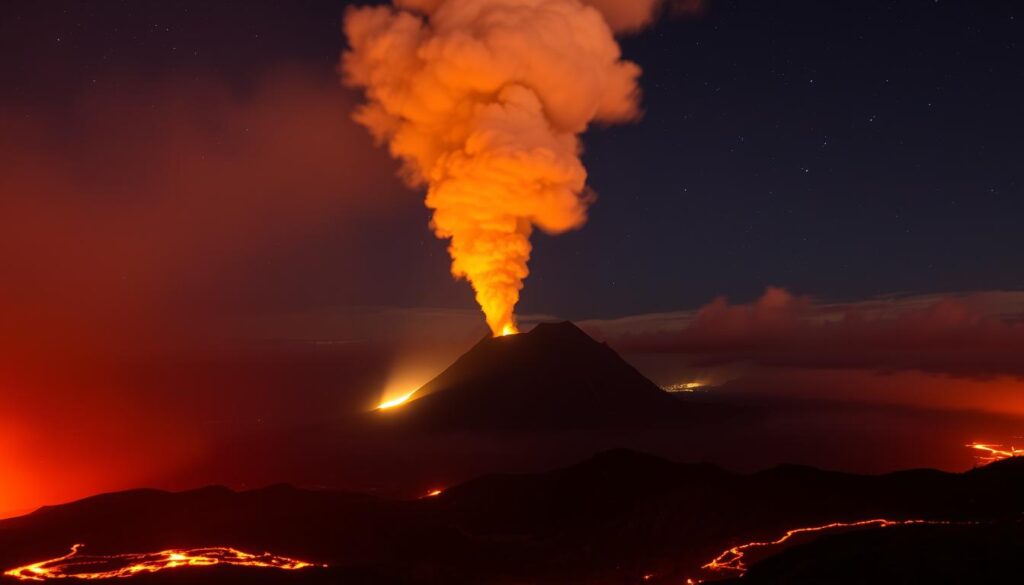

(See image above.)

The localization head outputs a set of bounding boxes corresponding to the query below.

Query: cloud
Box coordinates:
[589,287,1024,380]
[581,0,664,31]
[671,0,710,18]
[343,0,643,335]
[583,0,710,32]
[392,0,696,32]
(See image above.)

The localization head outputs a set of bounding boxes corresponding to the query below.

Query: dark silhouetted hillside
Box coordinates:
[728,520,1024,584]
[383,322,730,430]
[2,452,1023,584]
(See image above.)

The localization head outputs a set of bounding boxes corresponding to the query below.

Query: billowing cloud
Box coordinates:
[583,0,666,31]
[586,0,710,31]
[342,0,644,335]
[393,0,690,32]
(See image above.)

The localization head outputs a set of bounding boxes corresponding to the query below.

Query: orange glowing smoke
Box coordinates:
[967,442,1024,465]
[342,0,643,336]
[3,544,322,581]
[698,519,947,579]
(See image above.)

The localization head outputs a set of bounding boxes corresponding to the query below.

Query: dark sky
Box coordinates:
[3,0,1024,519]
[3,0,1020,326]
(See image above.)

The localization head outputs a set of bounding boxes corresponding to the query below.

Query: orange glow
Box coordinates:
[3,544,323,581]
[699,519,947,578]
[499,323,519,337]
[663,381,706,393]
[967,442,1023,464]
[376,390,418,410]
[343,1,643,337]
[424,489,443,498]
[374,358,448,415]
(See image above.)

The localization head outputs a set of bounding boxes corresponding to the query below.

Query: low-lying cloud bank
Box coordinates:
[585,288,1024,380]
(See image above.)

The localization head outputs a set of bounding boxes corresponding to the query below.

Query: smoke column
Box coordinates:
[342,0,654,336]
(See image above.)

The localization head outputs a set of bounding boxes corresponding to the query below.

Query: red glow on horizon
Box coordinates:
[3,544,323,581]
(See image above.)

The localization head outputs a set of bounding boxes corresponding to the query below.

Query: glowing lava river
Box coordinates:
[3,544,323,581]
[692,518,951,582]
[967,441,1024,464]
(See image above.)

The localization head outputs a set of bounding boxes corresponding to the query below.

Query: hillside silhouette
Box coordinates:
[2,451,1023,584]
[728,520,1024,584]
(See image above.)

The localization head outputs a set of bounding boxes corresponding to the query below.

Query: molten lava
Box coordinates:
[698,519,947,579]
[967,442,1023,464]
[663,381,706,393]
[3,544,322,581]
[377,390,417,410]
[499,323,519,337]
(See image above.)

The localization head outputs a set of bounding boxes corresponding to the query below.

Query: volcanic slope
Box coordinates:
[384,321,725,431]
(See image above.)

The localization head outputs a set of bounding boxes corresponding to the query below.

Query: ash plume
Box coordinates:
[341,0,652,336]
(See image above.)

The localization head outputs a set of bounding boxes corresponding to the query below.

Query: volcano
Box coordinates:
[382,321,721,431]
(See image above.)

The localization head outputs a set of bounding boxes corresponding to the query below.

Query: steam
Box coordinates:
[342,0,647,336]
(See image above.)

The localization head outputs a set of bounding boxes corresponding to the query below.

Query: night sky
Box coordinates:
[2,1,1023,518]
[4,0,1020,324]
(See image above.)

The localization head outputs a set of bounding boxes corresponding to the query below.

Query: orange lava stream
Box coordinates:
[967,442,1023,464]
[699,518,945,579]
[3,544,323,581]
[377,390,418,410]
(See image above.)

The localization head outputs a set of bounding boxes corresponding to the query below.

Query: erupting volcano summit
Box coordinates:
[379,321,723,430]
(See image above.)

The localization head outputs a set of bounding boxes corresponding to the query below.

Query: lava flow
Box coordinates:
[967,442,1023,464]
[377,390,417,410]
[698,519,945,579]
[3,544,323,581]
